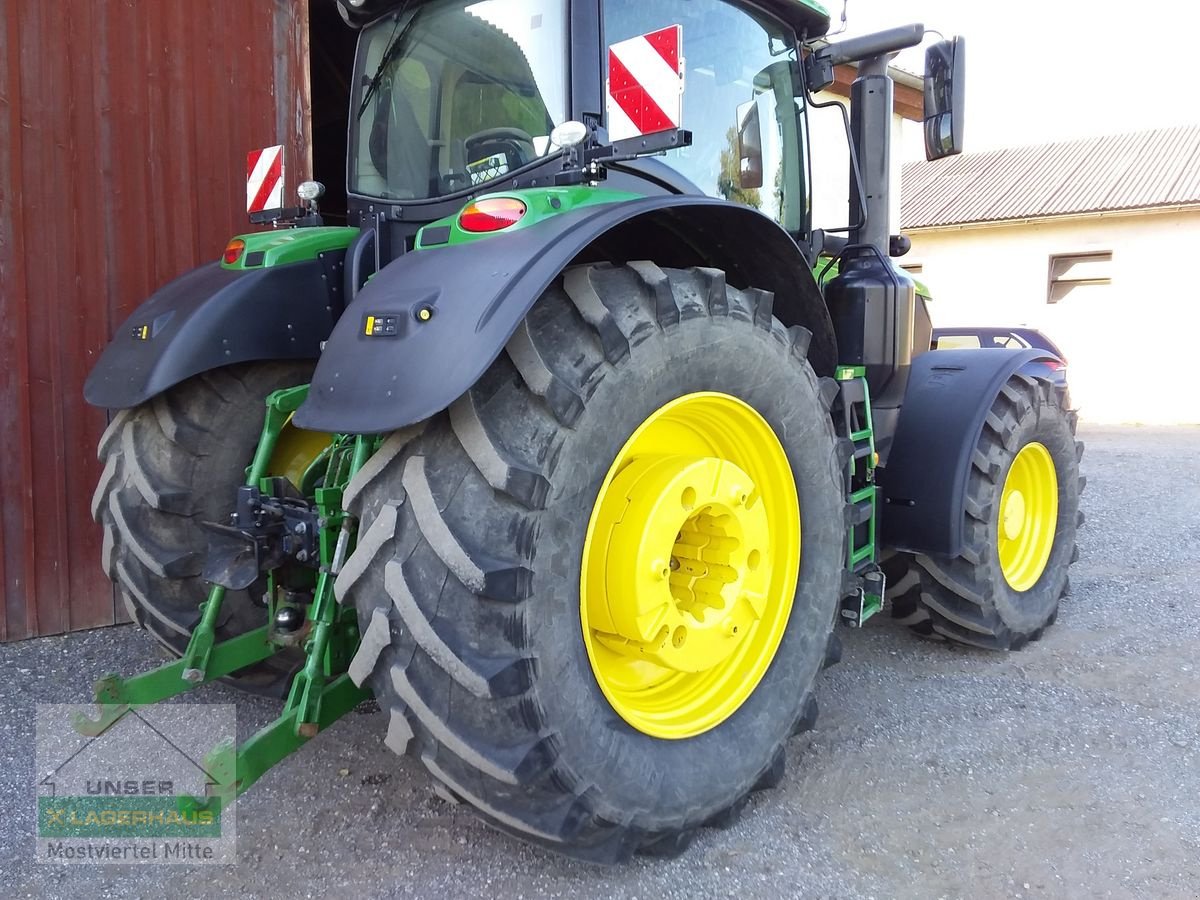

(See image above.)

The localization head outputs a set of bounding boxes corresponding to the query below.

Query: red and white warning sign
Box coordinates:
[246,145,285,214]
[606,26,685,143]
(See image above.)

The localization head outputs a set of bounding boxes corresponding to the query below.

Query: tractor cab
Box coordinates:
[341,0,833,259]
[339,0,963,375]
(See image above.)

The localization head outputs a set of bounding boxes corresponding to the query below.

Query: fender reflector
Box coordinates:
[223,239,246,265]
[459,197,527,233]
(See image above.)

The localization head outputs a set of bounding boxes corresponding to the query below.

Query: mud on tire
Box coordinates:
[338,262,845,862]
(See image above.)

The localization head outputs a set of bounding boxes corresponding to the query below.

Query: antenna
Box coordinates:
[827,0,850,38]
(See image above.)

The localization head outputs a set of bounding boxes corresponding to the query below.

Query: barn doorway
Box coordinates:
[309,2,359,223]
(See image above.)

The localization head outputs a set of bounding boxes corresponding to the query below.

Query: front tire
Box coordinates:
[339,263,844,861]
[887,373,1084,648]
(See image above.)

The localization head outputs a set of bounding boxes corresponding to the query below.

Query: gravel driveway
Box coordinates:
[2,425,1197,898]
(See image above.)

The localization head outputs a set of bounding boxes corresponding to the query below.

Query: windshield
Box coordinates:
[350,0,568,201]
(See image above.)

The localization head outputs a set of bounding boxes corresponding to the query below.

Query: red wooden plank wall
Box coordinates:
[0,0,312,640]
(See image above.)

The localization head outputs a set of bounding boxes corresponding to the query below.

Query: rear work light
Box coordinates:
[458,197,527,233]
[223,239,246,265]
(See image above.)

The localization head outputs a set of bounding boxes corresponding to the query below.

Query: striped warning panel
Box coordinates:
[246,145,285,214]
[606,26,685,143]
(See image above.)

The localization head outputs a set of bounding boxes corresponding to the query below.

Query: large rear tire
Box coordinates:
[339,263,845,862]
[886,373,1084,648]
[92,362,315,695]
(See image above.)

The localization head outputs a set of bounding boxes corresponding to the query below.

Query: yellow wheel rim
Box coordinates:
[580,392,800,739]
[269,415,333,490]
[997,441,1058,592]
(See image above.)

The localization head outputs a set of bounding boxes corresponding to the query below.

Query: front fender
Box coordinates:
[293,195,832,432]
[877,348,1063,557]
[84,258,341,409]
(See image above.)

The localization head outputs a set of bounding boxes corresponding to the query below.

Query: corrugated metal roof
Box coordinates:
[901,125,1200,228]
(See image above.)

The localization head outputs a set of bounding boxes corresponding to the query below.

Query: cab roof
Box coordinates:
[758,0,831,39]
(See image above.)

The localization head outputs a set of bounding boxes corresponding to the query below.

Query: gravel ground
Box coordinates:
[2,425,1197,899]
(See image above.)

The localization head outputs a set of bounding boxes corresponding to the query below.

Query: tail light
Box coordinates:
[1043,359,1066,371]
[459,198,527,233]
[223,239,246,265]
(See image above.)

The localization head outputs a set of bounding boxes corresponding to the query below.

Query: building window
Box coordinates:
[1048,251,1112,303]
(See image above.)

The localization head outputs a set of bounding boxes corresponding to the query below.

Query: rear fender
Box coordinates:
[84,231,356,409]
[293,195,834,432]
[877,348,1062,556]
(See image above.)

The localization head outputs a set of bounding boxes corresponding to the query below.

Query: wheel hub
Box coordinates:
[1001,489,1026,541]
[588,456,769,673]
[997,441,1059,591]
[580,392,800,739]
[270,415,334,491]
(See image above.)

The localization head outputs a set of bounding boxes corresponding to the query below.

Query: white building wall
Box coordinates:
[904,210,1200,424]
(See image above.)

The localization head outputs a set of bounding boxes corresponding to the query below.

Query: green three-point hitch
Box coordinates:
[74,386,375,806]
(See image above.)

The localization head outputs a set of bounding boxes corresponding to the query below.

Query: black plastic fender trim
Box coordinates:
[84,260,340,410]
[876,348,1062,557]
[293,195,834,433]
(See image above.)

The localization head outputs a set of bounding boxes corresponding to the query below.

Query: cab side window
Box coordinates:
[603,0,806,232]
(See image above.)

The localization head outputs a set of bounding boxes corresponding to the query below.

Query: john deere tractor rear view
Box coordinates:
[82,0,1083,862]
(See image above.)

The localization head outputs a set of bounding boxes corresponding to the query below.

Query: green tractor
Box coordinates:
[82,0,1083,862]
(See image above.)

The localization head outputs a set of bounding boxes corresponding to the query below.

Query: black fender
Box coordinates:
[877,348,1062,557]
[293,195,835,432]
[84,259,341,409]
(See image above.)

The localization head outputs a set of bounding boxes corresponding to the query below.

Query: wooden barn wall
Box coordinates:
[0,0,312,640]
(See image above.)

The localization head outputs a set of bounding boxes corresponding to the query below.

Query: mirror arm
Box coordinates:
[815,23,925,68]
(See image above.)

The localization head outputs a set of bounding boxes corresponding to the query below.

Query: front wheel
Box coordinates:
[887,373,1084,648]
[338,262,845,861]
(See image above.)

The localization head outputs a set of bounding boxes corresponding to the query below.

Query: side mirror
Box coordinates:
[923,36,965,160]
[736,100,764,189]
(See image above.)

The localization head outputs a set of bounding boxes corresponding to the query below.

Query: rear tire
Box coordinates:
[339,263,844,861]
[886,373,1084,648]
[92,362,314,695]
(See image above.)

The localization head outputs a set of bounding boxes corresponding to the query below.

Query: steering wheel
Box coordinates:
[464,127,538,170]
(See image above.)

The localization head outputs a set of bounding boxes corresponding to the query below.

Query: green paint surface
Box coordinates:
[796,0,829,20]
[221,226,358,270]
[416,187,643,250]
